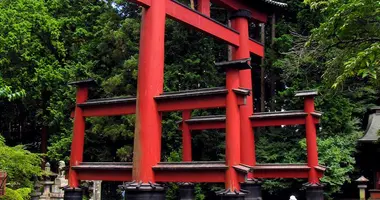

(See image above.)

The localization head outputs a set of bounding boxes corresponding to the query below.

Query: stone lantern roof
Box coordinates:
[359,107,380,142]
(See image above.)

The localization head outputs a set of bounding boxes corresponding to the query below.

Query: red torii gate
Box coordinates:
[65,0,325,199]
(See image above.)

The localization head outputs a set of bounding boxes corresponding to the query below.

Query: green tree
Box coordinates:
[305,0,379,86]
[254,0,378,198]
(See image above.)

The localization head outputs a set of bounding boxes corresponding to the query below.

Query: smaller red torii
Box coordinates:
[64,0,325,199]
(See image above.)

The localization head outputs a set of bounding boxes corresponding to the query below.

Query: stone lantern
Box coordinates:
[355,176,369,200]
[358,107,380,199]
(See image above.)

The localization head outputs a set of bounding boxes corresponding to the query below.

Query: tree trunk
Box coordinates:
[227,19,233,60]
[260,23,265,112]
[190,0,195,9]
[271,13,276,47]
[270,13,276,111]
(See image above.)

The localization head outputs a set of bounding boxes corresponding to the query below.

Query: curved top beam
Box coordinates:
[211,0,268,22]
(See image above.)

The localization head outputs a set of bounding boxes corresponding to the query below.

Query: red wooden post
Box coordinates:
[180,110,195,200]
[182,110,192,161]
[230,10,257,173]
[225,66,242,191]
[304,96,319,184]
[68,85,89,187]
[198,0,210,17]
[132,0,166,184]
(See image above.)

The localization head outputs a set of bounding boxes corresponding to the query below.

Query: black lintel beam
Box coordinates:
[215,58,252,70]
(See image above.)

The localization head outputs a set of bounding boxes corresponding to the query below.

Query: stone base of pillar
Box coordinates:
[304,183,324,200]
[120,181,165,200]
[179,183,195,200]
[216,189,247,200]
[241,179,262,200]
[63,187,83,200]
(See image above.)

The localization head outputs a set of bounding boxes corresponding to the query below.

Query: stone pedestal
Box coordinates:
[64,187,83,200]
[30,188,42,200]
[216,189,247,200]
[179,183,195,200]
[40,181,55,199]
[50,175,67,200]
[304,183,324,200]
[93,181,102,200]
[121,182,165,200]
[241,179,262,200]
[30,176,42,200]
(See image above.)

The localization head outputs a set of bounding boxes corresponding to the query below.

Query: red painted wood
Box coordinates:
[304,97,319,184]
[251,117,307,127]
[313,117,320,124]
[82,104,136,117]
[253,170,323,179]
[198,0,210,17]
[127,0,264,57]
[72,95,246,117]
[132,0,268,23]
[236,95,247,105]
[76,170,132,181]
[132,0,166,183]
[225,33,242,190]
[72,164,323,182]
[249,39,264,57]
[182,110,192,161]
[155,171,226,182]
[252,166,324,179]
[166,0,239,47]
[154,170,246,183]
[254,170,309,178]
[69,87,89,187]
[370,190,380,198]
[187,122,226,130]
[182,116,317,130]
[211,0,268,22]
[231,13,256,180]
[157,95,227,111]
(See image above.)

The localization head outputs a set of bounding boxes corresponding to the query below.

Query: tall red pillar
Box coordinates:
[221,11,251,196]
[224,67,242,193]
[230,10,262,200]
[68,85,89,187]
[182,110,192,161]
[127,0,166,197]
[230,10,257,171]
[304,96,319,184]
[197,0,210,17]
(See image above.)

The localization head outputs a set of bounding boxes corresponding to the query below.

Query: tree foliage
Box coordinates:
[0,136,41,188]
[306,0,379,86]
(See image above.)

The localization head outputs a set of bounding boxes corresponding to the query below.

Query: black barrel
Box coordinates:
[220,195,246,200]
[125,190,165,200]
[64,187,83,200]
[305,184,324,200]
[123,182,166,200]
[179,183,195,200]
[216,189,246,200]
[241,182,262,200]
